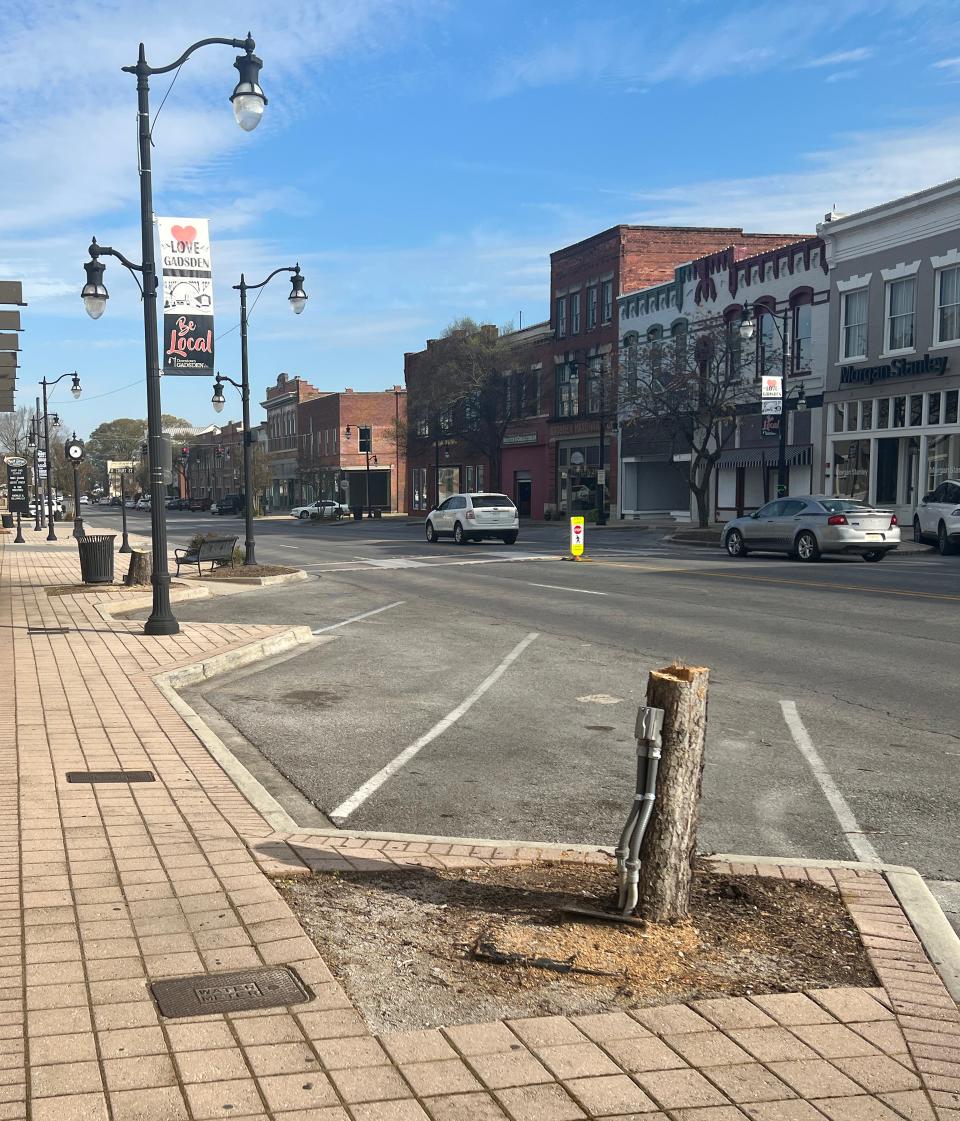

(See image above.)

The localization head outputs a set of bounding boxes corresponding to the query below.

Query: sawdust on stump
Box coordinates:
[277,860,876,1033]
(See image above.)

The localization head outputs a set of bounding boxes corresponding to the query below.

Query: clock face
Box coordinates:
[67,442,83,461]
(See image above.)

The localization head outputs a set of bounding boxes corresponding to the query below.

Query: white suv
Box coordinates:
[914,480,960,555]
[425,492,519,545]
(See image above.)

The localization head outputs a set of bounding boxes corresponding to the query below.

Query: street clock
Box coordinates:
[65,437,85,463]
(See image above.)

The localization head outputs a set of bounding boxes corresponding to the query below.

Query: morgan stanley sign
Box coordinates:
[158,217,214,375]
[840,353,949,387]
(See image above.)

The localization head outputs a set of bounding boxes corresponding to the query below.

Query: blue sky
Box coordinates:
[6,0,960,433]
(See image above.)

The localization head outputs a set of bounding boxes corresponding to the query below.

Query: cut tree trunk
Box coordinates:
[125,549,152,586]
[637,662,710,923]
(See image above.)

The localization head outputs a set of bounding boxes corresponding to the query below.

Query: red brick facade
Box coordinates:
[297,388,406,513]
[407,225,803,519]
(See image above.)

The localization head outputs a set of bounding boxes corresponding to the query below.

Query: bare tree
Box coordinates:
[620,318,770,527]
[0,407,32,457]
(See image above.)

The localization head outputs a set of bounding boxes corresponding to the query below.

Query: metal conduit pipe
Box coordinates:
[618,706,664,915]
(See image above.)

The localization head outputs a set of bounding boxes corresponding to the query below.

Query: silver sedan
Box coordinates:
[722,496,900,562]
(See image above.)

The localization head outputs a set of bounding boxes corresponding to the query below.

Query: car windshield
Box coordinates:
[472,495,514,508]
[818,500,873,514]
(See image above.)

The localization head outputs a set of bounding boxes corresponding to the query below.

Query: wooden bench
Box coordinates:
[174,536,238,576]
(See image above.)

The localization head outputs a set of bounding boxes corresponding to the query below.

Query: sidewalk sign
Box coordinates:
[4,456,29,513]
[570,516,585,558]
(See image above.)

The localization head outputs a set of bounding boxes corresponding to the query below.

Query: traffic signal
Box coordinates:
[181,445,189,457]
[358,426,372,453]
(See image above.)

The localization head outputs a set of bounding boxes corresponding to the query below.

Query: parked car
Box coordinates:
[722,496,900,562]
[79,495,89,505]
[913,479,960,555]
[425,492,519,545]
[124,498,136,508]
[291,499,348,520]
[187,497,208,512]
[135,497,151,511]
[213,493,245,516]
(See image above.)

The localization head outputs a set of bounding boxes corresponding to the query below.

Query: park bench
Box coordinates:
[174,536,238,576]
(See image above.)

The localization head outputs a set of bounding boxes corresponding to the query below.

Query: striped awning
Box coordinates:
[717,444,812,470]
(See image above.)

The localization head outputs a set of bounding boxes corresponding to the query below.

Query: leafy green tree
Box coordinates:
[84,418,147,485]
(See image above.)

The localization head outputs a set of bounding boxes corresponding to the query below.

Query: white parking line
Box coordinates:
[528,582,607,596]
[274,544,301,549]
[779,699,880,864]
[311,601,405,635]
[330,632,540,822]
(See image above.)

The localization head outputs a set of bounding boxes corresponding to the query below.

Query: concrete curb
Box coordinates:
[152,625,322,833]
[198,568,310,588]
[95,584,211,622]
[886,867,960,1002]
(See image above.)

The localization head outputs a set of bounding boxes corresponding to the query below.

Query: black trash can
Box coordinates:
[352,508,363,521]
[1,513,12,529]
[77,534,116,584]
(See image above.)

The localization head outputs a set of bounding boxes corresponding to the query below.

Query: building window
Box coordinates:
[926,434,960,492]
[622,333,639,396]
[586,360,604,413]
[476,464,485,491]
[413,467,427,510]
[792,303,812,373]
[877,398,890,428]
[841,289,869,359]
[893,395,906,427]
[465,465,475,492]
[439,409,453,433]
[758,309,778,377]
[416,416,429,438]
[929,392,942,425]
[725,318,742,381]
[671,320,687,376]
[647,326,663,385]
[886,277,916,352]
[587,285,598,329]
[571,292,581,334]
[936,266,960,345]
[832,439,870,501]
[556,296,567,338]
[556,364,579,418]
[601,280,613,324]
[861,400,874,430]
[464,391,480,429]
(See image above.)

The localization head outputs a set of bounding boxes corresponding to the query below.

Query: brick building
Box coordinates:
[260,373,323,510]
[183,422,243,506]
[407,225,803,519]
[297,387,406,513]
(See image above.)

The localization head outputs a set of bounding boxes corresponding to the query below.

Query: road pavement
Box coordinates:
[95,507,959,929]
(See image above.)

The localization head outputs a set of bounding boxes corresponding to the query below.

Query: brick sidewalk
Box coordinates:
[1,533,958,1120]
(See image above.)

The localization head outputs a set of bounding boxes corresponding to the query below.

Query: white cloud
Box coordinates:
[616,117,960,232]
[933,56,960,71]
[804,47,873,67]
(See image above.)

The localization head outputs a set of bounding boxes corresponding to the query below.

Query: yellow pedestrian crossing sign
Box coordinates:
[570,516,585,557]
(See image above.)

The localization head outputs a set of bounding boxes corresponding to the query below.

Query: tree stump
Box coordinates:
[636,662,710,924]
[125,548,152,586]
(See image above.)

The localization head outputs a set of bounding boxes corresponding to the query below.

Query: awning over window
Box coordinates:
[716,444,812,470]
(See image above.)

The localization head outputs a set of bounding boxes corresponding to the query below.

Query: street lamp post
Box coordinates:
[28,409,42,530]
[40,372,81,541]
[739,305,806,499]
[81,34,267,636]
[116,469,131,553]
[68,433,85,540]
[570,355,609,524]
[223,265,306,565]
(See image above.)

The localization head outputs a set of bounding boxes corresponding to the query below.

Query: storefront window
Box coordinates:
[929,392,942,425]
[832,403,844,433]
[861,400,874,429]
[910,395,923,426]
[946,390,959,425]
[438,467,458,503]
[878,398,890,428]
[832,439,870,501]
[893,396,906,427]
[846,404,857,432]
[926,434,960,492]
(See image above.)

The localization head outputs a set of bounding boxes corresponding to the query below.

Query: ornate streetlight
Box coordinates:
[80,33,266,636]
[39,372,81,541]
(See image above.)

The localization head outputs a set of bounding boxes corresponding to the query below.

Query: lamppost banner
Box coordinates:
[157,217,215,375]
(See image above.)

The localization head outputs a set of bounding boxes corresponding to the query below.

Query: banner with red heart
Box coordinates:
[157,217,215,376]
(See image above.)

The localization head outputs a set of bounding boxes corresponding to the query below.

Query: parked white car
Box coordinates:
[913,479,960,555]
[425,492,519,545]
[291,499,348,520]
[135,497,151,511]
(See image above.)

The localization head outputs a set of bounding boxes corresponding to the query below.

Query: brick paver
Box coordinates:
[1,533,957,1120]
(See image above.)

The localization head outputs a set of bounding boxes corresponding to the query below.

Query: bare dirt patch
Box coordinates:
[199,564,298,579]
[45,582,188,596]
[277,861,875,1033]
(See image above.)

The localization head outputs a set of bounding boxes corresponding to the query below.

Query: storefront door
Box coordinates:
[876,439,899,505]
[515,479,531,517]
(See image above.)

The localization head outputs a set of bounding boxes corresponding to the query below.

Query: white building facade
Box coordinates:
[818,180,960,529]
[618,237,829,521]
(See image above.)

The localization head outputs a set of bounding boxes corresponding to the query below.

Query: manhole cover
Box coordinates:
[66,771,156,783]
[151,966,312,1018]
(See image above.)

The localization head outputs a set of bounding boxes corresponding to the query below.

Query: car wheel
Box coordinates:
[425,521,438,543]
[863,551,885,562]
[299,510,309,519]
[795,530,820,562]
[938,522,955,556]
[913,516,924,544]
[502,531,518,545]
[453,522,467,545]
[725,529,748,558]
